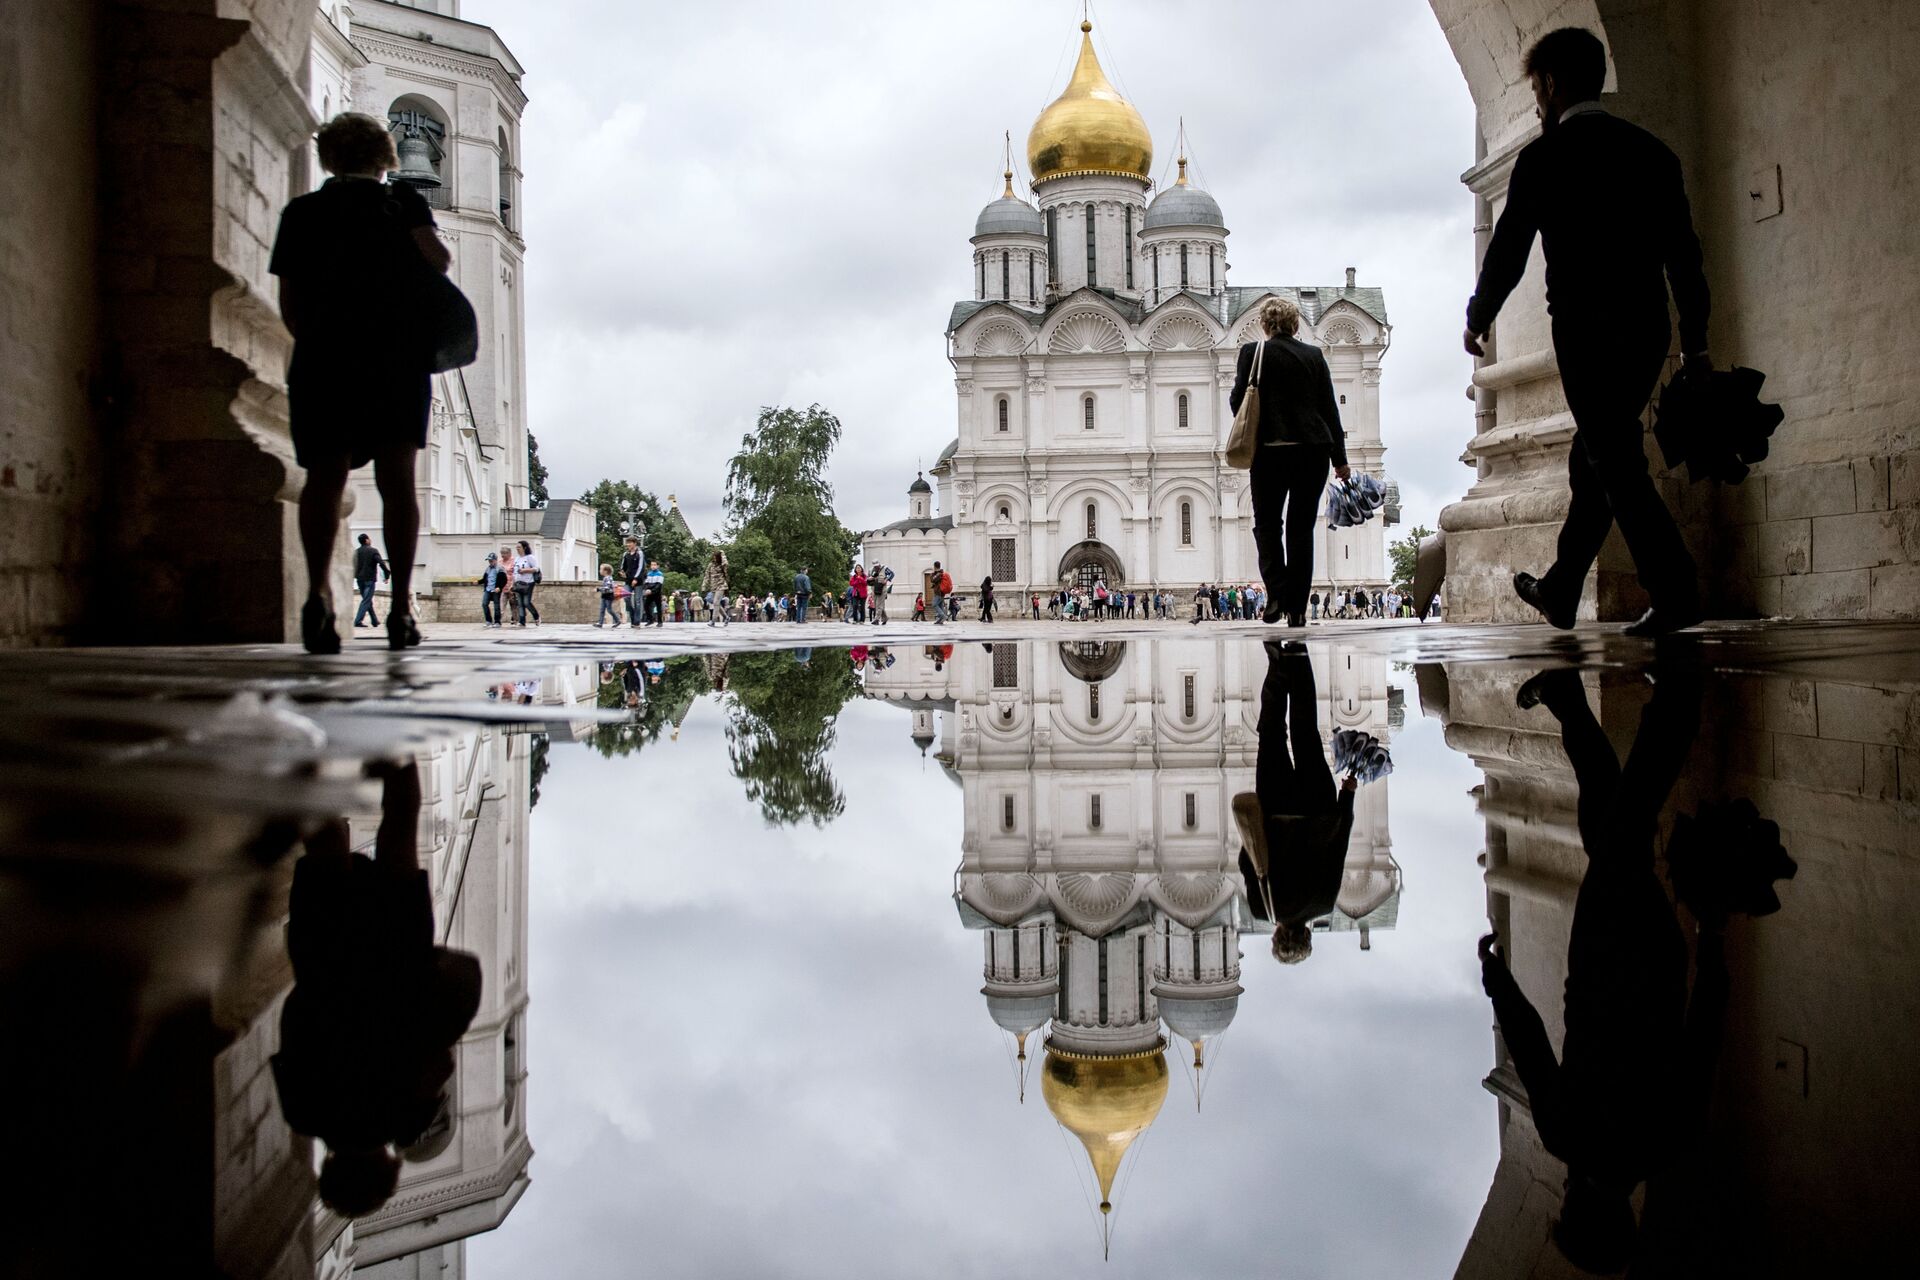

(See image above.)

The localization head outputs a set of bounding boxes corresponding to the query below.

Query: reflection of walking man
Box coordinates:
[1464,27,1710,637]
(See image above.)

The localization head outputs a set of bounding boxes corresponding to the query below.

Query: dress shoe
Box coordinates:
[1623,601,1703,637]
[1287,612,1306,628]
[1261,601,1285,624]
[1513,572,1576,630]
[1515,667,1584,711]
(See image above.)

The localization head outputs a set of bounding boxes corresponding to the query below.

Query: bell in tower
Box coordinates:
[387,111,445,189]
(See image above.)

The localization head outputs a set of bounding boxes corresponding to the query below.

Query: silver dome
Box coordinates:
[985,991,1058,1036]
[1156,991,1242,1040]
[974,196,1045,239]
[1143,185,1225,231]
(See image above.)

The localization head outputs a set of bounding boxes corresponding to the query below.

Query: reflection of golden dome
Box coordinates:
[1027,21,1153,184]
[1040,1045,1168,1211]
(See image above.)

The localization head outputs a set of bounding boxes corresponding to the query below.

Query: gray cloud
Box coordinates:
[494,0,1478,541]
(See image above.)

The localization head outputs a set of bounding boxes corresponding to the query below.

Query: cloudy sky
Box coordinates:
[488,0,1478,541]
[467,640,1498,1276]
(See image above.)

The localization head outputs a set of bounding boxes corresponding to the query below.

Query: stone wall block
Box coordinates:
[1865,745,1900,802]
[1748,518,1811,577]
[1856,457,1892,512]
[1810,510,1905,573]
[1778,568,1870,618]
[1762,678,1818,737]
[1815,683,1917,749]
[1750,573,1783,617]
[1893,450,1920,508]
[1768,461,1858,520]
[1773,733,1866,794]
[1868,563,1920,621]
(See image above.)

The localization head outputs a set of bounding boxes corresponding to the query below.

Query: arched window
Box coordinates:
[1183,792,1197,829]
[1084,206,1097,283]
[1001,250,1010,299]
[387,97,449,207]
[997,397,1009,432]
[1088,686,1102,726]
[1180,243,1189,288]
[497,127,514,230]
[978,255,985,300]
[1083,395,1095,431]
[1183,673,1197,720]
[1089,791,1103,826]
[1002,795,1015,832]
[997,503,1010,521]
[1028,252,1036,300]
[1179,500,1193,546]
[1177,392,1189,430]
[1086,502,1097,541]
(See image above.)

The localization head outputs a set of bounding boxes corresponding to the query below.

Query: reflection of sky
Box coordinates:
[470,647,1497,1278]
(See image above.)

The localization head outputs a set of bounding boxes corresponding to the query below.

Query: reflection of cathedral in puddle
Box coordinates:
[312,666,596,1278]
[867,639,1401,1216]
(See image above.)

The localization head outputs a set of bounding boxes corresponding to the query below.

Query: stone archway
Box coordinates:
[1056,539,1125,589]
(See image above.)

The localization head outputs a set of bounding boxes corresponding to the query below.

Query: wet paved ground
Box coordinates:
[1,619,1914,1277]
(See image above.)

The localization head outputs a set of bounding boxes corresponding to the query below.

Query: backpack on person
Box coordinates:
[938,571,953,595]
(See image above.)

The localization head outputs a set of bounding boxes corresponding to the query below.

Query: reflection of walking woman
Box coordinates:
[1235,643,1356,964]
[512,540,540,625]
[271,114,451,652]
[1229,299,1351,628]
[702,549,730,627]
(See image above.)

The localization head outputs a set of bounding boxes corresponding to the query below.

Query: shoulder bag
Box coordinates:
[1225,340,1264,469]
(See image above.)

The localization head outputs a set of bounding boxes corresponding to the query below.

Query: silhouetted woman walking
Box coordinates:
[272,113,452,652]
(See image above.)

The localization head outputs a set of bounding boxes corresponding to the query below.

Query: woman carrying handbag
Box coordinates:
[1227,298,1350,627]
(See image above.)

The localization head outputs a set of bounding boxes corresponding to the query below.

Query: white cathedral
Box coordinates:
[865,18,1398,604]
[865,637,1402,1221]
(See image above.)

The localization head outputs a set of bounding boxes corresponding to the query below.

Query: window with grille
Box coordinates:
[992,642,1018,688]
[1209,246,1216,291]
[978,255,985,299]
[991,537,1016,580]
[1183,673,1196,719]
[1152,249,1160,293]
[1124,207,1134,288]
[1184,792,1196,829]
[1001,250,1009,299]
[1088,683,1102,722]
[1028,252,1036,299]
[997,397,1009,432]
[1086,502,1097,540]
[1002,795,1015,831]
[1177,392,1189,430]
[1085,206,1097,282]
[1089,793,1103,829]
[1180,501,1193,546]
[1180,243,1188,288]
[1047,207,1058,284]
[1083,395,1095,431]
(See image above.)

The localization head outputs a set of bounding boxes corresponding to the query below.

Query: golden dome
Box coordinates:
[1026,21,1153,185]
[1040,1045,1168,1211]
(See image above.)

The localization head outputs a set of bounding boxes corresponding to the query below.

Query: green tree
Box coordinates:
[1389,525,1434,588]
[580,480,710,578]
[722,648,861,827]
[527,433,550,507]
[723,404,857,598]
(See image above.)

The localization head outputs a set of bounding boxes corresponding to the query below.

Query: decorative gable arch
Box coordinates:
[1147,314,1213,351]
[972,320,1031,357]
[1047,309,1128,355]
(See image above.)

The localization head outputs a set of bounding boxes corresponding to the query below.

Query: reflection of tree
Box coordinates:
[722,650,860,827]
[589,658,711,759]
[527,733,550,810]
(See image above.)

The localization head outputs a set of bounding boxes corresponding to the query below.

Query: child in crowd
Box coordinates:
[595,564,620,627]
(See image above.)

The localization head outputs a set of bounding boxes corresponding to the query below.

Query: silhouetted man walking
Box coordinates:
[1464,27,1710,637]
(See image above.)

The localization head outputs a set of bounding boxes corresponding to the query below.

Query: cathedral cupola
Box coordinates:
[971,152,1047,307]
[1024,19,1152,301]
[1027,21,1152,184]
[1140,148,1229,308]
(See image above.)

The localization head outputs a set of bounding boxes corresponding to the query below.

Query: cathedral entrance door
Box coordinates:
[1057,540,1124,590]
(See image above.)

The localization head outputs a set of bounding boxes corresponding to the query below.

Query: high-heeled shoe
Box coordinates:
[301,598,341,655]
[386,612,421,651]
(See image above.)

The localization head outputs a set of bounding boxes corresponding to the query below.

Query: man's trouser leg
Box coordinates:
[355,579,377,626]
[1542,328,1696,612]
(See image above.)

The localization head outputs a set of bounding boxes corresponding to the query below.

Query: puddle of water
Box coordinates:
[0,633,1911,1276]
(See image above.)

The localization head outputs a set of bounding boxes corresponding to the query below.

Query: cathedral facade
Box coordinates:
[866,18,1397,604]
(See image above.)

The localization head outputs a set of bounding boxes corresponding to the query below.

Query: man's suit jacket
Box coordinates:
[1467,108,1710,353]
[1229,335,1348,466]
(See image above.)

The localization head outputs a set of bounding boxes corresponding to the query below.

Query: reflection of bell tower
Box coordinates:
[982,913,1059,1099]
[910,708,936,755]
[908,472,933,521]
